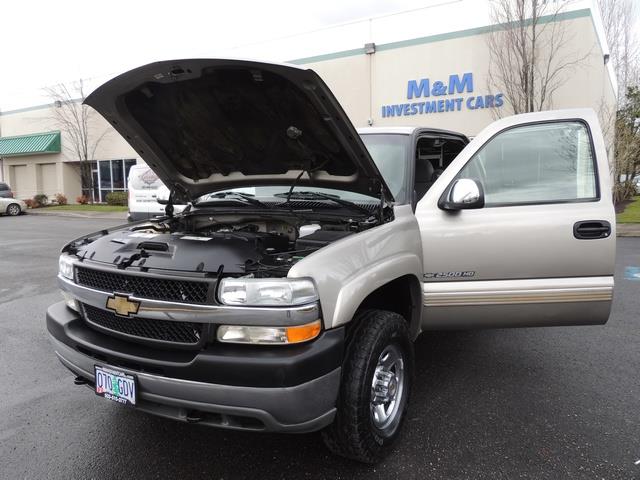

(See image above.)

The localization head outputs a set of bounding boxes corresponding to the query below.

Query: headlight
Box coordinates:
[58,255,75,280]
[217,320,322,345]
[218,278,318,306]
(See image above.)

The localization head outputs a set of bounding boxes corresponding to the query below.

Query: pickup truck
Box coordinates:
[47,59,615,463]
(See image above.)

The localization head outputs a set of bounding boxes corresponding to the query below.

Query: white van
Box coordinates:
[127,164,185,221]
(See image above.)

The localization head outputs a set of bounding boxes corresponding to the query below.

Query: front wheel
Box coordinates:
[6,203,21,216]
[322,310,413,463]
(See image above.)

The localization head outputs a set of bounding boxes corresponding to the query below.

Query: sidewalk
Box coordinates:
[27,209,128,220]
[617,224,640,237]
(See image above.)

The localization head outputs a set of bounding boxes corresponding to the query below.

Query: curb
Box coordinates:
[26,209,128,220]
[617,224,640,237]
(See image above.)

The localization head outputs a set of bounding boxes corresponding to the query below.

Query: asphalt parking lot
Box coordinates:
[1,214,639,479]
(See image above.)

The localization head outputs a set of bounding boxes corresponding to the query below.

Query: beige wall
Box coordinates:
[0,104,138,162]
[304,15,617,138]
[60,162,82,201]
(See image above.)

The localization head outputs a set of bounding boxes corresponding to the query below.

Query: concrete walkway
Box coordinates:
[26,209,127,220]
[617,224,640,237]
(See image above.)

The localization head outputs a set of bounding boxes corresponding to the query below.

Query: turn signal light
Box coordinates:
[286,320,322,343]
[217,320,322,345]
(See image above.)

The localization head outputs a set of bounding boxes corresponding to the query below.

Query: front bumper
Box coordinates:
[47,301,343,432]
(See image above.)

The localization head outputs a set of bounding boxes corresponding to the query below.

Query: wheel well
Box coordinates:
[353,275,422,339]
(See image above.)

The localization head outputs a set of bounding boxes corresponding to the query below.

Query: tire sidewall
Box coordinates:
[360,322,413,451]
[366,331,413,446]
[330,310,414,462]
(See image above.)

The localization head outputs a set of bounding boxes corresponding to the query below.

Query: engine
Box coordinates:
[69,212,364,278]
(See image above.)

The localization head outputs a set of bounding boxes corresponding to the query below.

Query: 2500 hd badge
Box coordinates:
[47,59,615,463]
[424,271,475,279]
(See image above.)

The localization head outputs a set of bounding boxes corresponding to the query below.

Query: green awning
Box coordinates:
[0,131,61,157]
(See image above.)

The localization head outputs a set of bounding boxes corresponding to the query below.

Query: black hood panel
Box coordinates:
[85,59,391,201]
[76,230,262,274]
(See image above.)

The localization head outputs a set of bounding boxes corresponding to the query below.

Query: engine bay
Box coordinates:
[67,210,380,278]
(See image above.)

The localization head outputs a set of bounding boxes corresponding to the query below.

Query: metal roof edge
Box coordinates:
[288,8,592,64]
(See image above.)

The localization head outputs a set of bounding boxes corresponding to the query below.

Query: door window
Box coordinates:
[457,121,597,206]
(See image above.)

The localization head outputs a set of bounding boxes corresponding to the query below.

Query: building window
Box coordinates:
[82,159,137,202]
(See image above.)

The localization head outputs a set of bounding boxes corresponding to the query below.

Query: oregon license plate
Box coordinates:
[94,365,137,406]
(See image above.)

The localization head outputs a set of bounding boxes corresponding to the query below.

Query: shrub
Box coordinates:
[76,195,89,205]
[24,199,35,209]
[33,194,48,207]
[105,191,128,206]
[54,193,68,205]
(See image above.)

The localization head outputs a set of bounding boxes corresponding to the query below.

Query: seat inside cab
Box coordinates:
[414,135,467,201]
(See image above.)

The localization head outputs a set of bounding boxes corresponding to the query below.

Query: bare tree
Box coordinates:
[597,0,639,104]
[597,0,639,202]
[611,87,640,202]
[45,80,109,202]
[486,0,591,116]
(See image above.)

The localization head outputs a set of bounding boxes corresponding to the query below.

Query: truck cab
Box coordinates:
[47,59,614,464]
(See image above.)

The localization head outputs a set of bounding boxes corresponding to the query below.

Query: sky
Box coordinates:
[0,0,443,109]
[1,0,636,110]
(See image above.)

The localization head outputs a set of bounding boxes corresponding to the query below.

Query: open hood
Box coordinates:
[85,59,392,202]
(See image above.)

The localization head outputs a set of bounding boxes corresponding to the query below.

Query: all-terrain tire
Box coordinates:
[322,309,413,463]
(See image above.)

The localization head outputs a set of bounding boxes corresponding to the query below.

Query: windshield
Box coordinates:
[197,134,409,203]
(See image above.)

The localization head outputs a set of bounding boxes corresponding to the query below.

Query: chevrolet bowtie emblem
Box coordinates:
[106,294,140,317]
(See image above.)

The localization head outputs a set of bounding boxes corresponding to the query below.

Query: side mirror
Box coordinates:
[438,178,485,210]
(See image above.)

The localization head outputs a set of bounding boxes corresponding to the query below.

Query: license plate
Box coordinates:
[94,365,137,406]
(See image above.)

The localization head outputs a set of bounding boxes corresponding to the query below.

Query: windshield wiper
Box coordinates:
[275,191,373,216]
[196,191,270,209]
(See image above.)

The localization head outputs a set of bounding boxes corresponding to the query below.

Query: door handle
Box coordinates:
[573,220,611,239]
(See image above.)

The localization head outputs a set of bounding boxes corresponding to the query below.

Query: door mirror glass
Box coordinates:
[439,178,485,210]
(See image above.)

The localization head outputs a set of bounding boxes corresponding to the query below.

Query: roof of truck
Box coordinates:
[357,126,465,137]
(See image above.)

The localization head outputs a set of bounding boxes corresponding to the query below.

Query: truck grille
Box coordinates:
[76,267,210,304]
[82,303,203,346]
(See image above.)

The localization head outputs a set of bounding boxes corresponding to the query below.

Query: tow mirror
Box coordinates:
[438,178,485,210]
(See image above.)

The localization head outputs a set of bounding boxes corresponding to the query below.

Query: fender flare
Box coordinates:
[330,253,423,333]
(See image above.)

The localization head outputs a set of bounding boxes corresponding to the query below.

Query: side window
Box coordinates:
[458,121,597,206]
[0,183,8,191]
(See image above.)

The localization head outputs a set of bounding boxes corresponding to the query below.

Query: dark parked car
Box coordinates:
[0,183,14,198]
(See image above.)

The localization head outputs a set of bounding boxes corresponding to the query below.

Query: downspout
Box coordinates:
[365,19,376,127]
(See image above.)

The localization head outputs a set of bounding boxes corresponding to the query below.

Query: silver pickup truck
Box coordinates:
[47,59,615,463]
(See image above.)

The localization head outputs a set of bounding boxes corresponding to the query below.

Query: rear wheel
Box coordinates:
[322,310,413,463]
[6,203,21,216]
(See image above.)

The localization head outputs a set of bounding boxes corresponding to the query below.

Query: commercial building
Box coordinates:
[0,0,616,202]
[0,109,138,202]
